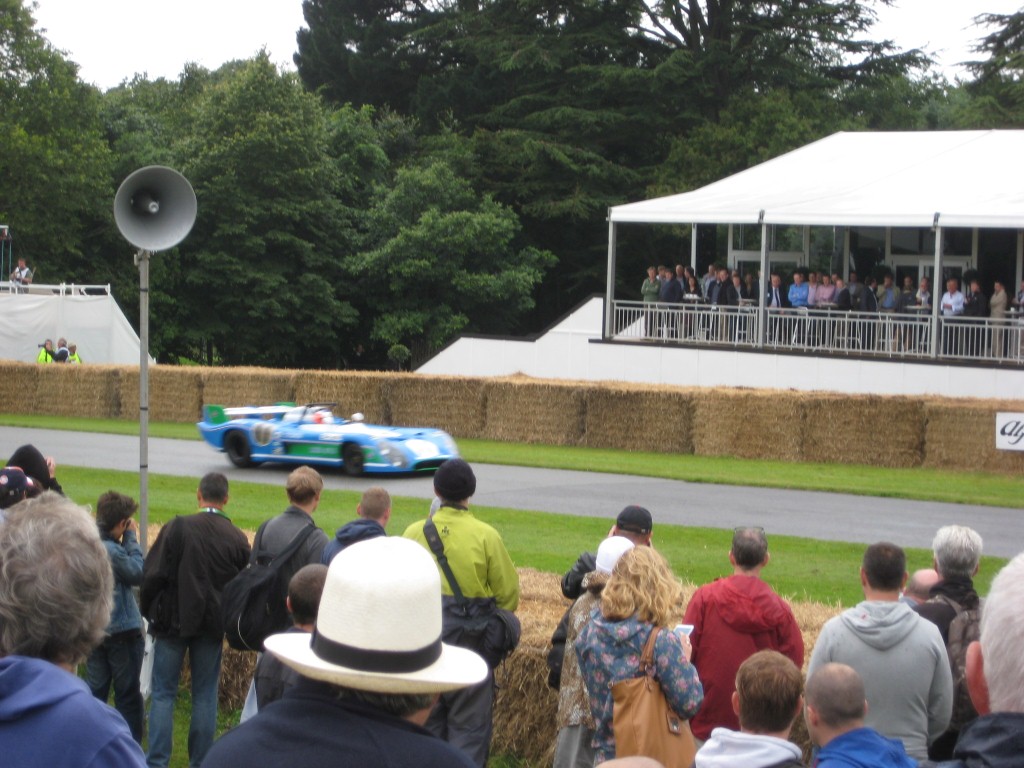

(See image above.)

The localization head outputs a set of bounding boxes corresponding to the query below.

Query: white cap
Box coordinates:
[596,536,635,575]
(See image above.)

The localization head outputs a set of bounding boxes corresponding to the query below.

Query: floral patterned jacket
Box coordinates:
[576,611,703,763]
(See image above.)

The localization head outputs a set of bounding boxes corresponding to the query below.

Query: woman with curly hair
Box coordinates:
[576,546,703,764]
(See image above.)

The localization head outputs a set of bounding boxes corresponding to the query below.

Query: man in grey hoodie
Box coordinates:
[808,542,953,760]
[695,650,804,768]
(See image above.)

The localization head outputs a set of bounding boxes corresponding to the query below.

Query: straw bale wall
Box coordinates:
[800,394,924,467]
[482,379,590,445]
[582,386,695,453]
[923,398,1024,473]
[117,366,204,423]
[0,362,38,410]
[387,374,487,438]
[0,362,1021,475]
[201,367,297,408]
[293,371,391,424]
[692,390,804,462]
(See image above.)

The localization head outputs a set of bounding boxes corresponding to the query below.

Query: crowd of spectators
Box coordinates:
[640,263,1016,358]
[0,446,1014,768]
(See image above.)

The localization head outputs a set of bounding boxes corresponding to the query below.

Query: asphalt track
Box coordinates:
[3,426,1022,557]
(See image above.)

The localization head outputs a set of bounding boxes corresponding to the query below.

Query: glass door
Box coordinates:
[920,256,972,291]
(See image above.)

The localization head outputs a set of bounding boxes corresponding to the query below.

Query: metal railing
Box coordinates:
[612,300,1024,364]
[1,281,111,296]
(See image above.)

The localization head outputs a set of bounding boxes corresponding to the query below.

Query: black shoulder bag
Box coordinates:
[423,517,520,669]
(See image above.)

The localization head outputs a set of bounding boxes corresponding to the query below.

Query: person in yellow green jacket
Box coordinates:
[36,339,54,363]
[67,343,82,364]
[403,459,519,767]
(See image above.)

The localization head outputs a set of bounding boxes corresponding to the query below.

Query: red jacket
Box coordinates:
[683,574,804,740]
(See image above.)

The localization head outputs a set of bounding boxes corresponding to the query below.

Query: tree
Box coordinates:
[173,55,357,367]
[0,0,113,281]
[347,158,555,363]
[961,11,1024,127]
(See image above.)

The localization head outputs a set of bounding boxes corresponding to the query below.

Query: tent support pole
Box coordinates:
[757,220,768,348]
[930,220,941,359]
[690,224,698,272]
[605,217,617,340]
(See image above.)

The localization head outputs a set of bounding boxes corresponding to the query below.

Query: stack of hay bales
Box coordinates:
[483,378,590,445]
[800,394,924,467]
[583,385,695,453]
[692,389,803,462]
[119,366,203,422]
[388,374,487,438]
[924,397,1024,473]
[295,372,391,423]
[202,367,297,408]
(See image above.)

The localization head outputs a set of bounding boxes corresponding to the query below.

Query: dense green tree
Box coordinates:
[0,0,113,281]
[174,55,356,367]
[960,11,1024,127]
[347,158,555,363]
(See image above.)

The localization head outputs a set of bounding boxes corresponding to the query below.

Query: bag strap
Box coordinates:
[640,626,660,675]
[423,517,467,606]
[259,523,318,569]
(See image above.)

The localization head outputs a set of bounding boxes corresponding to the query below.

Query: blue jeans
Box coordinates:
[86,630,146,743]
[146,635,222,768]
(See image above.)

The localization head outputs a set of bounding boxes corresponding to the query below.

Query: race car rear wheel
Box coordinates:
[342,442,365,477]
[225,431,253,468]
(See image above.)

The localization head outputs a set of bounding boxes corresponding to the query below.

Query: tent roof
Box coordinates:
[610,130,1024,229]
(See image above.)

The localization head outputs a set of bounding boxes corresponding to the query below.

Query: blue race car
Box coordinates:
[197,402,459,476]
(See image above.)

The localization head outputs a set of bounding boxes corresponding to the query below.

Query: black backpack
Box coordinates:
[220,523,317,651]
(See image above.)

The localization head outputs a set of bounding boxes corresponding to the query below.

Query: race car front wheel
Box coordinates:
[225,431,253,468]
[342,443,365,477]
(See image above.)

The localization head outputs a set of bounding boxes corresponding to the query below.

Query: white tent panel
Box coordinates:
[610,130,1024,229]
[0,292,144,365]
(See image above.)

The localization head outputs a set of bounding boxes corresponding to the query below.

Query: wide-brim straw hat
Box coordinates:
[266,536,488,694]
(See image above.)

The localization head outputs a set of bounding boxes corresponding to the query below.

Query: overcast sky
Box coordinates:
[30,0,1021,91]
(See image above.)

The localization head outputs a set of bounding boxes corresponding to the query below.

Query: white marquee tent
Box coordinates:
[609,130,1024,229]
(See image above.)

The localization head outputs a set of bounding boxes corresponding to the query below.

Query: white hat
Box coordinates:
[265,536,488,694]
[596,535,635,575]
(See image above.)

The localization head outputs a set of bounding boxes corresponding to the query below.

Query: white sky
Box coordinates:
[29,0,1023,91]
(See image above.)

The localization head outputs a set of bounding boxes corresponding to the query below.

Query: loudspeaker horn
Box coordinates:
[114,166,197,251]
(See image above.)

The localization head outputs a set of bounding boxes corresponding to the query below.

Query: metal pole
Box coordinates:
[605,218,617,339]
[930,220,941,359]
[136,249,151,553]
[757,218,768,348]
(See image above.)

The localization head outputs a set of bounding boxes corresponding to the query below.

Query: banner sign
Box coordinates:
[995,412,1024,451]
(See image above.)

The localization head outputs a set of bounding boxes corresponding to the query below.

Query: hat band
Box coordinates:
[311,628,444,674]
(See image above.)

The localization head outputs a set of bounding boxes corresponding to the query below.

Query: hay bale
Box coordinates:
[923,398,1024,473]
[294,372,390,423]
[800,394,924,468]
[483,379,590,445]
[118,365,203,423]
[32,364,119,419]
[0,362,39,414]
[692,390,803,461]
[202,367,297,408]
[386,374,487,438]
[583,385,696,453]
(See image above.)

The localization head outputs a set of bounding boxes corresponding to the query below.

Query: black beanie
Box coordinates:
[433,459,477,502]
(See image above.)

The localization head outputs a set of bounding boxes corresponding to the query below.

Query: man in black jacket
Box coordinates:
[140,472,250,768]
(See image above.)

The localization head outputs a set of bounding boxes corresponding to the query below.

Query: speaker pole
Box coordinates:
[114,166,196,553]
[136,248,151,553]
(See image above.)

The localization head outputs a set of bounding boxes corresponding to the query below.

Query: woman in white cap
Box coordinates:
[201,537,488,768]
[577,546,703,765]
[554,536,636,768]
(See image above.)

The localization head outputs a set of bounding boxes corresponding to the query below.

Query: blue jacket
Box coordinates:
[103,529,144,634]
[321,518,387,564]
[0,656,145,768]
[815,727,917,768]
